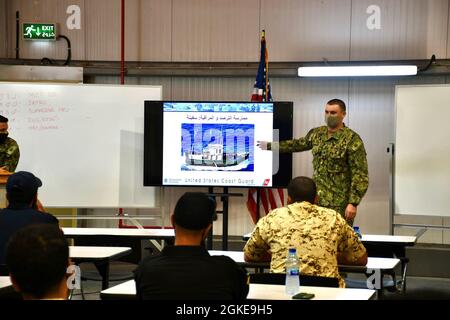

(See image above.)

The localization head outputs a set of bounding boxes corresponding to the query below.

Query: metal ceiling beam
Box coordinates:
[1,58,450,77]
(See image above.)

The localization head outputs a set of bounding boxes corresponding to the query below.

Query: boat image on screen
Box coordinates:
[181,123,254,172]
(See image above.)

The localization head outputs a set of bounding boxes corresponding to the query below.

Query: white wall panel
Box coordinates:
[172,0,260,61]
[125,0,171,61]
[348,79,396,234]
[261,0,351,61]
[351,0,449,60]
[349,76,446,235]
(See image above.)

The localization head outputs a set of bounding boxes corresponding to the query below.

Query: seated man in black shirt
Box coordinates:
[0,171,59,266]
[134,192,249,300]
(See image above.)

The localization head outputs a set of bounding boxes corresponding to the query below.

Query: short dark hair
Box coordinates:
[6,224,69,299]
[173,192,217,230]
[326,99,346,112]
[287,176,317,204]
[0,115,8,123]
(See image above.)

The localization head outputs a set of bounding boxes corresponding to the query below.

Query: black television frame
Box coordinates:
[143,101,293,188]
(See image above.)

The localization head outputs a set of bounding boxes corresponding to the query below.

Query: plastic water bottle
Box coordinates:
[353,226,362,239]
[285,248,300,295]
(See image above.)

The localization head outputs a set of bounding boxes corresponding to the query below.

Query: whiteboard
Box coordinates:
[395,84,450,216]
[0,82,162,208]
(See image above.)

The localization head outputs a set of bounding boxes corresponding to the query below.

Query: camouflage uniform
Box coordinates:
[269,125,369,223]
[243,201,367,287]
[0,137,20,172]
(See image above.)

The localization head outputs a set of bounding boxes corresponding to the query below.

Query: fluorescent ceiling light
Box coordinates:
[298,65,418,77]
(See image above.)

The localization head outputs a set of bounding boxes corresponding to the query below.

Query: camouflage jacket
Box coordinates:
[243,202,367,287]
[0,137,20,172]
[269,125,369,210]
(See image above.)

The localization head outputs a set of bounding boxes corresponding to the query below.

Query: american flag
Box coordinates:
[247,30,285,224]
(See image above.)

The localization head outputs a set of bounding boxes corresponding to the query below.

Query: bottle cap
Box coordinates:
[288,248,296,254]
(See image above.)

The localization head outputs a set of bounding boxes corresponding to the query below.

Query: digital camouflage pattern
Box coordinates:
[243,202,367,287]
[0,137,20,172]
[269,125,369,217]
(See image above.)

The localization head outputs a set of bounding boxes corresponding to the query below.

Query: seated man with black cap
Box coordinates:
[134,192,249,300]
[0,171,58,266]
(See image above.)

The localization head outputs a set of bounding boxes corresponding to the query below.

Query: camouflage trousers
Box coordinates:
[326,205,354,227]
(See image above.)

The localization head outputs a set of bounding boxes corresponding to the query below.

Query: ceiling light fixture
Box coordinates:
[298,65,418,77]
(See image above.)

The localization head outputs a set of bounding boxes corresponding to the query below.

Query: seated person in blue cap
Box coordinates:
[0,171,58,266]
[134,192,249,300]
[6,224,70,300]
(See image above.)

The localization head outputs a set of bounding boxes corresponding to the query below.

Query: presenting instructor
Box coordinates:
[257,99,368,225]
[0,115,20,174]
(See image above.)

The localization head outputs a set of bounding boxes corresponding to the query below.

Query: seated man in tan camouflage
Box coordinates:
[244,176,367,287]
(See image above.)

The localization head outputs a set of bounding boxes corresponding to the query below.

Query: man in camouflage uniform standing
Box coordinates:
[0,115,20,173]
[244,176,367,287]
[258,99,368,225]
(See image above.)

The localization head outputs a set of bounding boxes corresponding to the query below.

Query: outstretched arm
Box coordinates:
[257,128,316,153]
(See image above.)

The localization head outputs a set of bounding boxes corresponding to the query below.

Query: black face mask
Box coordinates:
[0,133,8,143]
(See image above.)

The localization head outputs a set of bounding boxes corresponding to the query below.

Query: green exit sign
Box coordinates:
[22,23,57,41]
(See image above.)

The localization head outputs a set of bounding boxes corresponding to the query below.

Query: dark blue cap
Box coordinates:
[6,171,42,203]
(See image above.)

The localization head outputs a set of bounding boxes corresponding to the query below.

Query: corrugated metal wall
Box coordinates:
[2,0,450,61]
[0,0,6,58]
[350,0,449,60]
[2,1,450,241]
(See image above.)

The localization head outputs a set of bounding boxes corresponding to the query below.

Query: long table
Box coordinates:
[209,250,400,272]
[209,250,399,295]
[0,276,12,294]
[242,233,416,246]
[0,246,132,295]
[358,234,416,292]
[100,279,376,300]
[243,232,416,291]
[62,227,175,258]
[69,246,132,290]
[63,227,175,240]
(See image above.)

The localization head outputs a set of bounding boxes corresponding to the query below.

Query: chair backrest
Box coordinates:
[249,273,339,288]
